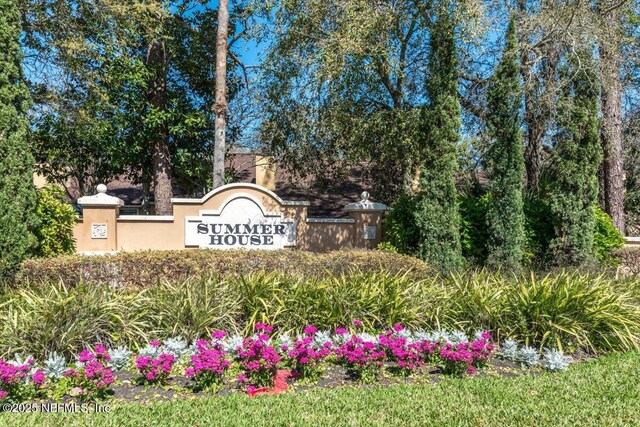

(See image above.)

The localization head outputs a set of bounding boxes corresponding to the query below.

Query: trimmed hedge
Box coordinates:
[16,250,431,288]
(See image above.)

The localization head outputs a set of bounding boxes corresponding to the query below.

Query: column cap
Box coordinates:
[344,192,387,212]
[78,184,124,207]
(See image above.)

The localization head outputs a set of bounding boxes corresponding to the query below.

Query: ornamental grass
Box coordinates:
[0,270,639,358]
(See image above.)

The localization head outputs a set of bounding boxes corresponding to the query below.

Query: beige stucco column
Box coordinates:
[344,192,388,250]
[76,184,124,253]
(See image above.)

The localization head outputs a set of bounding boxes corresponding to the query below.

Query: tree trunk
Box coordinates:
[518,0,558,192]
[517,1,540,191]
[599,2,626,233]
[147,38,173,215]
[213,0,229,189]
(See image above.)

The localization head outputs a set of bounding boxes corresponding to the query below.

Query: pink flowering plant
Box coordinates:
[64,344,115,400]
[378,325,423,376]
[236,323,281,388]
[413,339,440,364]
[334,334,386,383]
[135,352,176,385]
[284,326,332,382]
[185,331,230,393]
[469,333,495,369]
[0,359,36,403]
[439,334,495,377]
[439,343,474,377]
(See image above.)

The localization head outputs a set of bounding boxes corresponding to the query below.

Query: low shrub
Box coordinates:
[33,185,76,258]
[593,206,625,263]
[457,194,622,268]
[0,359,36,403]
[378,325,424,376]
[16,250,431,289]
[381,194,420,255]
[334,334,386,383]
[283,326,332,382]
[134,352,176,385]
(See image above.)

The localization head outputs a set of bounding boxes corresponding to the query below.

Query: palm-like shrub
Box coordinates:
[0,270,638,357]
[500,272,640,352]
[0,284,150,358]
[147,277,243,339]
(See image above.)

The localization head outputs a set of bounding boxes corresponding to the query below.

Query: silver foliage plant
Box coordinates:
[276,333,293,350]
[223,334,245,355]
[357,333,378,344]
[138,344,161,358]
[162,337,190,359]
[11,353,34,367]
[449,330,469,344]
[313,330,333,348]
[517,346,540,367]
[541,348,572,372]
[108,346,132,371]
[43,352,67,379]
[500,339,519,361]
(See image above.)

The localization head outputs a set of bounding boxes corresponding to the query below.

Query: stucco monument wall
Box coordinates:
[73,183,387,254]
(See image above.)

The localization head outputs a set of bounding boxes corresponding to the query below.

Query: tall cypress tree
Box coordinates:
[414,4,463,271]
[485,19,526,270]
[548,53,601,265]
[0,0,38,278]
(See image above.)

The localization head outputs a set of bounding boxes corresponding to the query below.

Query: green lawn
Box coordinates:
[3,352,640,427]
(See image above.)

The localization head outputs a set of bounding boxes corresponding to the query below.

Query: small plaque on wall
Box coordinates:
[363,226,377,240]
[91,223,108,239]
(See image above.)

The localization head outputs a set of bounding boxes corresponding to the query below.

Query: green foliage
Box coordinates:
[28,3,243,199]
[448,270,640,353]
[522,196,555,265]
[459,193,491,263]
[499,271,639,352]
[593,206,625,263]
[33,186,77,257]
[382,194,420,255]
[414,5,463,271]
[376,241,399,253]
[3,268,640,358]
[547,54,602,266]
[260,1,432,200]
[485,20,526,271]
[0,0,38,280]
[0,284,151,359]
[460,194,621,267]
[146,277,242,339]
[16,250,431,289]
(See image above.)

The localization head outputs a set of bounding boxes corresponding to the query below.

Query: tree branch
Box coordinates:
[459,94,488,120]
[229,50,250,88]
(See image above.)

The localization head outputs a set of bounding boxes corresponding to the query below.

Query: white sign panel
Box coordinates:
[363,226,377,240]
[185,195,296,249]
[91,223,108,239]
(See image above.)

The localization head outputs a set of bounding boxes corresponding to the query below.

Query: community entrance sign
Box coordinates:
[185,195,296,249]
[74,183,387,253]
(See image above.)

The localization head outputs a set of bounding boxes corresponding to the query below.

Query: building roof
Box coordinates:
[99,153,370,218]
